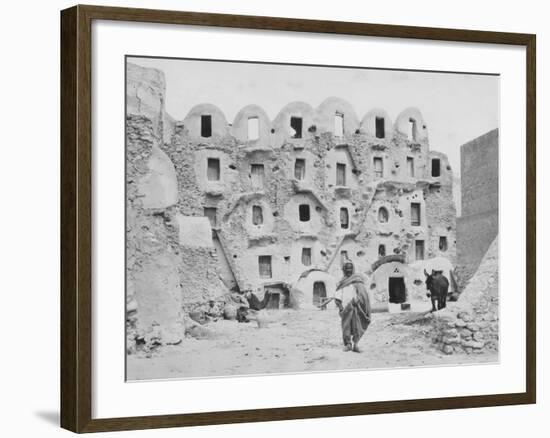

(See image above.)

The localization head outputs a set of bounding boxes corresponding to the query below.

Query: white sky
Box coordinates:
[130,56,499,179]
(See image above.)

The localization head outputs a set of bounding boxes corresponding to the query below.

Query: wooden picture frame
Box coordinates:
[60,4,536,433]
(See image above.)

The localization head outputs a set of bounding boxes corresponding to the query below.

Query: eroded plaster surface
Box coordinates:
[125,62,461,352]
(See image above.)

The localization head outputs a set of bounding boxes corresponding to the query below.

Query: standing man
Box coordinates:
[334,261,372,352]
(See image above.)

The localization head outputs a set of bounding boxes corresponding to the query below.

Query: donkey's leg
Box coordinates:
[441,293,447,309]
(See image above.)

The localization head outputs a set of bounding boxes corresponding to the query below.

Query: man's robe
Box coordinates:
[335,274,372,345]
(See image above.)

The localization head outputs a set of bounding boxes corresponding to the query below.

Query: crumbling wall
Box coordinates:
[130,71,458,313]
[162,100,457,310]
[424,183,457,265]
[126,62,166,140]
[126,115,184,354]
[432,236,498,355]
[175,215,227,309]
[126,63,230,354]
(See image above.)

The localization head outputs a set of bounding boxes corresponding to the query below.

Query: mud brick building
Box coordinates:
[126,62,459,336]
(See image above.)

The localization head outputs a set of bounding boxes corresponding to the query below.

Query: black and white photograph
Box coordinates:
[0,0,544,435]
[125,56,499,381]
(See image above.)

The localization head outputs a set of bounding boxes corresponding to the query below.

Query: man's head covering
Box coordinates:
[343,261,355,274]
[337,261,367,291]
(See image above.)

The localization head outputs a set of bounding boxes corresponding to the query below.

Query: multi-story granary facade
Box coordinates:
[158,94,457,313]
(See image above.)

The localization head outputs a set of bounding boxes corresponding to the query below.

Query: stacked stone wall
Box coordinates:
[432,236,498,355]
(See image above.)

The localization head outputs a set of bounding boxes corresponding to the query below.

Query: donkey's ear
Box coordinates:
[432,269,436,275]
[424,269,429,277]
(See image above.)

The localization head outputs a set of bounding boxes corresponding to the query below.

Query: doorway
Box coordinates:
[313,281,327,306]
[266,293,280,309]
[388,277,406,304]
[264,284,289,309]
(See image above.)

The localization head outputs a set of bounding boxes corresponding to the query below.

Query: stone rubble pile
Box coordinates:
[432,236,498,354]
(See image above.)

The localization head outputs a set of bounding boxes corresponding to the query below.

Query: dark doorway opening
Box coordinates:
[299,204,310,222]
[313,281,327,306]
[294,158,306,180]
[373,157,383,178]
[290,116,303,138]
[388,277,406,304]
[375,116,385,138]
[432,158,441,177]
[266,293,280,309]
[207,158,220,181]
[252,205,263,225]
[201,115,212,137]
[251,164,265,188]
[340,207,349,229]
[258,255,272,279]
[415,239,425,260]
[439,235,448,251]
[264,284,289,309]
[336,163,346,186]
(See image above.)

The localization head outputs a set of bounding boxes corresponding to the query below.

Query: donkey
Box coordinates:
[424,269,449,312]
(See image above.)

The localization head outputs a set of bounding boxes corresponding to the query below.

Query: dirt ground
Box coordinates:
[127,308,498,381]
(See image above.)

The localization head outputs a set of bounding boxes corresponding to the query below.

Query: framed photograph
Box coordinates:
[60,4,536,433]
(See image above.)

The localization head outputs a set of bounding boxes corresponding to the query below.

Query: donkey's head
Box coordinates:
[424,269,436,296]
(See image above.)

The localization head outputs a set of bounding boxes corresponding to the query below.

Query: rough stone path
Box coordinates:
[127,308,497,381]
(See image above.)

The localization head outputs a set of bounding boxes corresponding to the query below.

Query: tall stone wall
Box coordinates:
[457,129,498,290]
[460,130,499,217]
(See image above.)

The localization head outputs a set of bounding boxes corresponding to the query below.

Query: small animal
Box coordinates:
[424,269,449,312]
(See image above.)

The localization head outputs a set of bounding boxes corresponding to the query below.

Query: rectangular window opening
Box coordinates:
[251,164,265,188]
[302,248,312,266]
[201,115,212,138]
[374,157,383,178]
[247,117,259,140]
[432,158,441,177]
[299,204,310,222]
[407,118,416,141]
[290,116,303,139]
[407,157,414,177]
[334,112,344,137]
[411,202,421,226]
[207,158,220,181]
[204,207,217,228]
[439,236,448,251]
[258,255,272,278]
[252,205,264,225]
[294,158,306,180]
[415,240,425,260]
[336,163,346,186]
[375,117,385,139]
[340,207,349,229]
